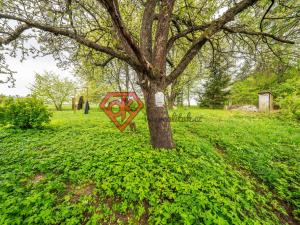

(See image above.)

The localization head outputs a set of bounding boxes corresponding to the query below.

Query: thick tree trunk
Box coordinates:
[143,86,175,149]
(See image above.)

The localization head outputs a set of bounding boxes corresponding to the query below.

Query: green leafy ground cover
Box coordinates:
[0,107,299,224]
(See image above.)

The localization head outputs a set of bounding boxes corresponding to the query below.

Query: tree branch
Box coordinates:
[260,0,275,33]
[167,23,210,52]
[0,24,31,45]
[0,13,141,70]
[153,0,176,75]
[223,27,295,44]
[140,0,156,61]
[97,0,154,77]
[93,56,115,67]
[166,0,259,86]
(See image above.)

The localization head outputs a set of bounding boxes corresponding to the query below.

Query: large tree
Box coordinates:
[0,0,298,148]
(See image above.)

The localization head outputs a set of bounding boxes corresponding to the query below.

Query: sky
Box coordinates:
[0,54,73,97]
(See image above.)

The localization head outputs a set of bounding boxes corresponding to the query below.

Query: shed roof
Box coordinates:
[258,91,272,95]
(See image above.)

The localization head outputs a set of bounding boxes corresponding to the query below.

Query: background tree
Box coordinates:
[0,0,299,148]
[165,48,204,109]
[31,72,75,111]
[75,57,141,97]
[200,60,231,108]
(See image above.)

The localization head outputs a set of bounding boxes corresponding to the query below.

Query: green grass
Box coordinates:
[0,107,299,224]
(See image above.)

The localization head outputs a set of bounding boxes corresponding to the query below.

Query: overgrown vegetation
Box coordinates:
[0,108,298,224]
[0,97,52,129]
[230,63,300,119]
[2,0,299,149]
[0,96,5,124]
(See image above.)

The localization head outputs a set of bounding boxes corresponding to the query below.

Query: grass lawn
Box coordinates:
[0,107,299,224]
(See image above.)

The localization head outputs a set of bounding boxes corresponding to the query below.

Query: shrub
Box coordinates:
[229,64,300,108]
[0,96,7,125]
[277,92,300,120]
[2,97,52,128]
[0,106,5,124]
[0,94,6,104]
[274,77,300,120]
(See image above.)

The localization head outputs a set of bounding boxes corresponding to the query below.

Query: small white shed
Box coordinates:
[258,91,273,112]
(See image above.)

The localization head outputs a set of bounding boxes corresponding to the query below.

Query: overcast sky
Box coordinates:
[0,55,73,97]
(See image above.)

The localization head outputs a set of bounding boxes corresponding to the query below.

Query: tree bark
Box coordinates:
[125,64,130,92]
[187,83,191,107]
[143,84,175,149]
[177,91,184,107]
[167,93,176,109]
[53,101,62,111]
